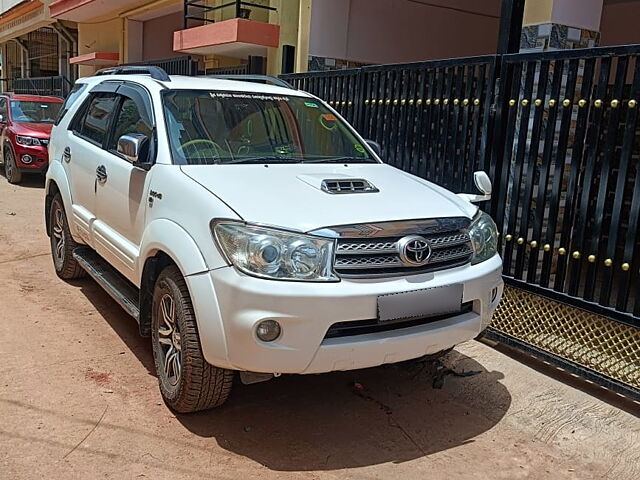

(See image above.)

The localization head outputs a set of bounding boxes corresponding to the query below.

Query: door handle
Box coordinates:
[96,165,108,183]
[63,146,71,163]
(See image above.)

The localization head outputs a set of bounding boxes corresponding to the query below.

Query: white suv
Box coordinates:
[45,66,503,412]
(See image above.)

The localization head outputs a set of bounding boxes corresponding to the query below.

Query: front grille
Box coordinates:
[324,302,474,339]
[333,223,473,278]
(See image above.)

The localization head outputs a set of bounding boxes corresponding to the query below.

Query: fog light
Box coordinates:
[21,154,33,164]
[256,320,281,342]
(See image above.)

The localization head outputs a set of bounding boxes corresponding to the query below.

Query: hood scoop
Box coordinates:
[320,178,379,194]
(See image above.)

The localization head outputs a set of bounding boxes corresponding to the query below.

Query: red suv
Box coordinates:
[0,94,63,184]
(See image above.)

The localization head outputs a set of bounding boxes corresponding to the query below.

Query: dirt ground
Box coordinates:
[0,174,638,480]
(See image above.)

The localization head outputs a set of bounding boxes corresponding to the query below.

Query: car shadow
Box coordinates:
[71,277,156,375]
[175,353,510,471]
[74,275,511,471]
[0,165,46,188]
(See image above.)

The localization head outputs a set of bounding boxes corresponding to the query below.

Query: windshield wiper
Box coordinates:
[302,157,378,164]
[223,156,305,165]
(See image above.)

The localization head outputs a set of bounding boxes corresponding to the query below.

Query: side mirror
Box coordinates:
[365,139,381,157]
[457,170,492,203]
[117,133,151,170]
[0,114,5,123]
[474,171,492,195]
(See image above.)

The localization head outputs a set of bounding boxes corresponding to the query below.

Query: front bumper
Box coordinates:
[14,143,49,172]
[187,254,503,374]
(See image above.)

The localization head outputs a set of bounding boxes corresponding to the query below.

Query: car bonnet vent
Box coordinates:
[321,179,379,194]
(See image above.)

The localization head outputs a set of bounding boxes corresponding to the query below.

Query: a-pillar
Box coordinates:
[521,0,603,52]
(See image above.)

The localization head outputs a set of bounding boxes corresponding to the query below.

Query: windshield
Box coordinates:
[10,100,62,124]
[162,90,375,165]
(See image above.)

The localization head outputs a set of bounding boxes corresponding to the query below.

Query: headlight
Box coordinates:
[468,211,498,265]
[15,135,41,146]
[212,221,338,282]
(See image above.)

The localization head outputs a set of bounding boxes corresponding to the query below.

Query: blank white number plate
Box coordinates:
[377,284,463,322]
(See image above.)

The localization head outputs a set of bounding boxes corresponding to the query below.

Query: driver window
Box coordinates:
[109,97,153,154]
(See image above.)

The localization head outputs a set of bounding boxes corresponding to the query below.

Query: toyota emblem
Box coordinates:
[397,235,432,266]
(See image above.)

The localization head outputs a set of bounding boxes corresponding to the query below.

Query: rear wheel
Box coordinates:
[4,148,22,184]
[49,193,85,280]
[152,265,234,413]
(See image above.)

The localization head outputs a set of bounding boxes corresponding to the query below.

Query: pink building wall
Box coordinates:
[309,0,502,65]
[143,11,185,61]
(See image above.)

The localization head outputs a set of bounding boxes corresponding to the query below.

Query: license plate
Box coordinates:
[377,284,463,322]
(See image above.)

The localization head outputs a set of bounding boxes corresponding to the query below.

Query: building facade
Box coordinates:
[0,0,638,93]
[0,0,78,95]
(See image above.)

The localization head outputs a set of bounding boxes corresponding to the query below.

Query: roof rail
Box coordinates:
[206,74,294,89]
[95,66,171,82]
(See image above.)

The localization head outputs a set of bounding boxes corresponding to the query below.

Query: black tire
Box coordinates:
[49,193,85,280]
[4,148,22,184]
[152,265,234,413]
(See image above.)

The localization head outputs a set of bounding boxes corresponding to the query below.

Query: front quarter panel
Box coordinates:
[137,164,239,280]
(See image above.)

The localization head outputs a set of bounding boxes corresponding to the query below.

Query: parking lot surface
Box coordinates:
[0,176,638,480]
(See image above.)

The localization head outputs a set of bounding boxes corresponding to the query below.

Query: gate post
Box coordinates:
[497,0,525,54]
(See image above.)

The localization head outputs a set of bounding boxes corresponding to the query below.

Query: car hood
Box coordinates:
[180,163,477,232]
[12,122,53,136]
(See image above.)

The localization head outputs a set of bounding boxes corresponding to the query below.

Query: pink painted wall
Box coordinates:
[143,11,184,61]
[309,0,502,65]
[600,0,640,46]
[550,0,603,31]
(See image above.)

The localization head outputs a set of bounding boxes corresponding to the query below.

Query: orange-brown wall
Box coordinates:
[600,0,640,46]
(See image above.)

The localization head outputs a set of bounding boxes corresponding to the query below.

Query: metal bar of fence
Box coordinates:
[515,59,549,279]
[526,58,563,285]
[588,56,629,303]
[538,58,571,287]
[553,57,595,293]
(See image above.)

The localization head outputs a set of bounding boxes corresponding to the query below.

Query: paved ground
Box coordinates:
[0,173,638,480]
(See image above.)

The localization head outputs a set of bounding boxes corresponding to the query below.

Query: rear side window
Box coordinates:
[56,83,88,126]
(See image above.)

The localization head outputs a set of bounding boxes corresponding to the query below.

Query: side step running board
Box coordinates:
[73,247,140,320]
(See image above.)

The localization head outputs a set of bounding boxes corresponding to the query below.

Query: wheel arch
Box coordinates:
[44,163,73,237]
[137,219,210,337]
[138,250,176,337]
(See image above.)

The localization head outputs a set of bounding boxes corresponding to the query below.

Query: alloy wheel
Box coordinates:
[5,151,14,181]
[52,205,65,268]
[157,293,182,386]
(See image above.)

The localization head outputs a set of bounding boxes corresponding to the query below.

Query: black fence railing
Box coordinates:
[7,75,72,98]
[205,64,249,75]
[282,56,498,196]
[184,0,276,28]
[123,56,200,77]
[492,45,640,326]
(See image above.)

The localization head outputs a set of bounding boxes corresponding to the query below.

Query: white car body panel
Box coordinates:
[46,73,504,376]
[181,163,477,233]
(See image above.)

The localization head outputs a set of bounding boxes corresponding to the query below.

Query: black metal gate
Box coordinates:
[281,45,640,399]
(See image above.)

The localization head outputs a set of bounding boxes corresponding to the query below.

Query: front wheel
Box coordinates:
[152,265,234,413]
[4,148,22,184]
